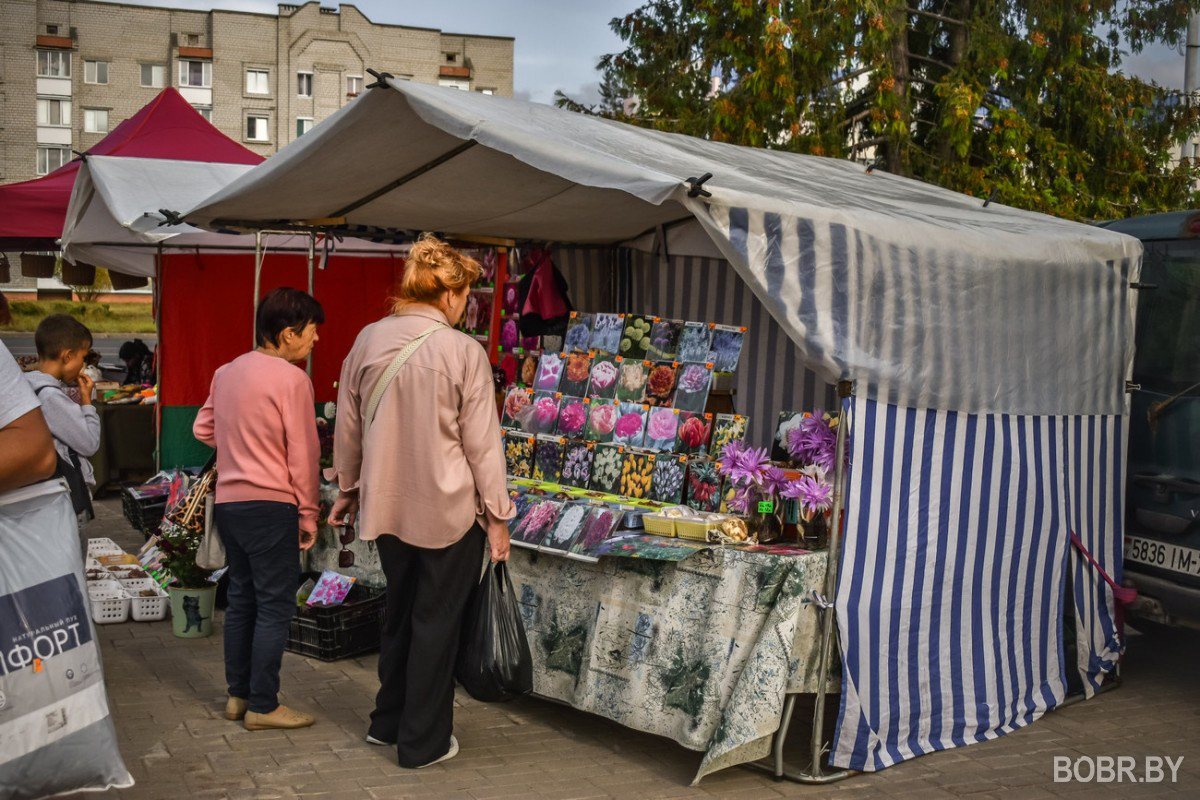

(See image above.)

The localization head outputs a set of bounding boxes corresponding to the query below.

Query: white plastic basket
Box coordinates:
[120,578,169,622]
[88,582,130,624]
[84,566,113,582]
[86,537,124,557]
[86,578,124,596]
[85,556,103,570]
[107,564,151,580]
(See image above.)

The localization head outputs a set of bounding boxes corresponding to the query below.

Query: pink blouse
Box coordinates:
[333,305,514,548]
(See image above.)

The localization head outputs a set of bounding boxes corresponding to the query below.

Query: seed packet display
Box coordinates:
[587,354,621,400]
[530,392,562,435]
[504,431,534,478]
[676,411,714,456]
[612,402,648,448]
[560,352,593,397]
[772,410,807,463]
[519,352,540,387]
[561,442,595,488]
[686,459,722,512]
[500,318,520,351]
[501,387,533,429]
[619,315,653,360]
[709,325,747,373]
[643,407,680,452]
[673,362,713,413]
[644,362,679,407]
[511,499,563,545]
[646,318,683,361]
[651,455,688,504]
[556,397,588,437]
[585,400,619,442]
[590,443,625,494]
[590,313,624,354]
[534,352,564,392]
[615,359,649,403]
[533,435,566,483]
[677,321,713,363]
[564,312,594,352]
[619,450,656,499]
[571,506,622,555]
[542,502,590,552]
[711,414,750,460]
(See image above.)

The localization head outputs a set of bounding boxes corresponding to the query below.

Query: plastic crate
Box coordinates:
[120,578,169,622]
[285,579,385,662]
[86,537,124,557]
[87,580,130,624]
[121,488,168,537]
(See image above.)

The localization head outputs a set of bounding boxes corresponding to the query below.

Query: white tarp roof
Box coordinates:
[61,156,404,277]
[186,80,1142,415]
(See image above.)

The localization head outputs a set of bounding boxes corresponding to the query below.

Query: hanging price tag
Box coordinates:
[757,500,775,514]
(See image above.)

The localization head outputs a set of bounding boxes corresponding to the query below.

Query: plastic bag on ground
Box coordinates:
[455,560,533,702]
[0,481,134,799]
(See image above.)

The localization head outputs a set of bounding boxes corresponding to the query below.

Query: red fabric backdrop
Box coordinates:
[160,252,404,406]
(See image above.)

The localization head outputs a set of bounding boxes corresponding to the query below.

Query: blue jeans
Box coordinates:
[215,501,300,714]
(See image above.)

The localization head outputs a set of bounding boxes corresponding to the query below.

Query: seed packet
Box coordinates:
[615,359,649,403]
[519,352,540,387]
[646,318,683,361]
[644,407,681,452]
[501,387,533,429]
[561,442,595,488]
[644,362,679,408]
[676,411,714,456]
[678,321,713,363]
[556,397,589,437]
[511,490,536,523]
[504,431,535,478]
[529,392,562,435]
[587,354,621,400]
[560,352,593,397]
[503,283,521,314]
[711,414,750,460]
[651,455,688,504]
[686,459,722,512]
[612,402,648,448]
[586,400,619,443]
[571,506,622,555]
[709,325,747,373]
[673,362,713,413]
[465,290,492,333]
[511,499,563,544]
[542,501,590,552]
[590,443,625,494]
[306,569,357,606]
[564,312,595,353]
[772,410,807,463]
[619,315,653,359]
[499,352,518,385]
[590,313,624,354]
[534,352,564,392]
[500,318,520,351]
[619,450,655,499]
[533,435,566,483]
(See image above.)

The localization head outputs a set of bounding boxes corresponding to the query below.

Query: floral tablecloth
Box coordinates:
[506,545,837,784]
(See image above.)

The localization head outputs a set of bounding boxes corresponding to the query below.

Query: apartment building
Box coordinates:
[0,0,514,184]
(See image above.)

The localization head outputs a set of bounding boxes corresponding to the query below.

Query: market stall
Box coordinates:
[183,79,1141,783]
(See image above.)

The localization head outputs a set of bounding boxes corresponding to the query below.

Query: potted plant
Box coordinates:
[717,441,788,543]
[156,471,217,638]
[779,411,841,547]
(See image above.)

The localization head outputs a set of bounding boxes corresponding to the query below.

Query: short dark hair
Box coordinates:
[119,339,151,361]
[35,314,93,359]
[255,288,325,348]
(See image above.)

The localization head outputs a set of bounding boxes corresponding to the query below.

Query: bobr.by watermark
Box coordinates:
[1054,756,1184,783]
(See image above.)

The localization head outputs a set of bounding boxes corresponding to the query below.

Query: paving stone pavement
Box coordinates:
[67,498,1200,799]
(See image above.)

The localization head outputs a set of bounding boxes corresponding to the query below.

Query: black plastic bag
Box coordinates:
[455,560,533,702]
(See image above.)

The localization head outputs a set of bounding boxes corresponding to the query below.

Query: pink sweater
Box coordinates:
[193,351,320,532]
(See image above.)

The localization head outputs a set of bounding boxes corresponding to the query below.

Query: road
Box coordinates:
[1,332,156,363]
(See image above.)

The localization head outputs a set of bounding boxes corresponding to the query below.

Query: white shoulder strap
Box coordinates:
[363,323,445,437]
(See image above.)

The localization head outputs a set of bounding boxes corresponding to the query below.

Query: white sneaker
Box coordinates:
[365,734,392,746]
[416,735,459,768]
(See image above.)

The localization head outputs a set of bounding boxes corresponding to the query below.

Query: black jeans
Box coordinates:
[370,524,486,767]
[215,501,300,714]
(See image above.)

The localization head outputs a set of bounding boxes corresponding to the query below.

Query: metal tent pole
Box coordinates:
[253,231,264,349]
[306,231,315,376]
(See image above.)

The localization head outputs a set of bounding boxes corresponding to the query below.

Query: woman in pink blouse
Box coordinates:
[329,235,513,769]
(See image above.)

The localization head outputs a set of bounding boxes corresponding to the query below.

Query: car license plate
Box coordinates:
[1125,536,1200,577]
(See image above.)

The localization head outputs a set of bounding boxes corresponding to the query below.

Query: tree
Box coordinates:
[560,0,1200,220]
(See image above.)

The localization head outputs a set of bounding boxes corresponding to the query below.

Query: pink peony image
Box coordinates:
[589,403,617,435]
[504,389,530,419]
[534,396,559,428]
[615,412,644,440]
[590,360,619,390]
[558,402,587,434]
[646,409,679,442]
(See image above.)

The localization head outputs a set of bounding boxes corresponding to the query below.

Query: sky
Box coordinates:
[96,1,1187,101]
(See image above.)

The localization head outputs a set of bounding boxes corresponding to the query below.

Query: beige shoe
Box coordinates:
[243,705,315,731]
[225,696,248,721]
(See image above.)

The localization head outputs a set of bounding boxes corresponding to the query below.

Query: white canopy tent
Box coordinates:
[185,80,1142,780]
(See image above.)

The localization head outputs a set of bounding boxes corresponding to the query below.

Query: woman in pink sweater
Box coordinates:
[193,287,323,732]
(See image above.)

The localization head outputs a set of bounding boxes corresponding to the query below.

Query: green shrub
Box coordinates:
[9,301,40,315]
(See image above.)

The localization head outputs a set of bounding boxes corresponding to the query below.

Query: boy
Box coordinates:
[23,314,101,513]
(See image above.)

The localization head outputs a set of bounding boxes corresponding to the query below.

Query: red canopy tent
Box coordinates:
[0,87,262,251]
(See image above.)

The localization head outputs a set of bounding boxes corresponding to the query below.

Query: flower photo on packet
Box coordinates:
[676,412,713,456]
[615,359,649,403]
[677,321,713,363]
[619,315,653,359]
[534,352,565,392]
[542,502,589,552]
[533,435,566,483]
[561,442,595,488]
[686,459,723,512]
[590,313,624,354]
[560,352,593,397]
[650,455,688,504]
[644,407,680,452]
[673,363,713,412]
[571,507,621,555]
[511,499,563,545]
[585,400,619,443]
[590,443,625,494]
[519,352,540,387]
[711,414,750,460]
[500,387,533,429]
[612,402,648,448]
[503,431,535,478]
[564,312,594,353]
[646,318,683,361]
[556,397,588,437]
[529,392,562,435]
[619,450,656,499]
[709,325,747,373]
[644,362,679,407]
[586,354,621,400]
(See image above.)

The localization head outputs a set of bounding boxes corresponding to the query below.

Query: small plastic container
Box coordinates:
[88,581,130,624]
[642,513,676,537]
[86,537,124,557]
[120,578,169,622]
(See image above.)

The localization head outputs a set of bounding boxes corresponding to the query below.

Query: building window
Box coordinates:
[445,53,457,63]
[84,108,109,133]
[84,60,109,84]
[36,146,70,176]
[36,97,71,126]
[37,50,71,78]
[296,117,313,137]
[246,114,269,142]
[193,105,212,122]
[179,59,212,88]
[46,24,59,35]
[438,78,469,92]
[478,88,495,95]
[297,72,313,97]
[183,33,200,46]
[347,75,362,96]
[245,69,269,95]
[140,63,165,88]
